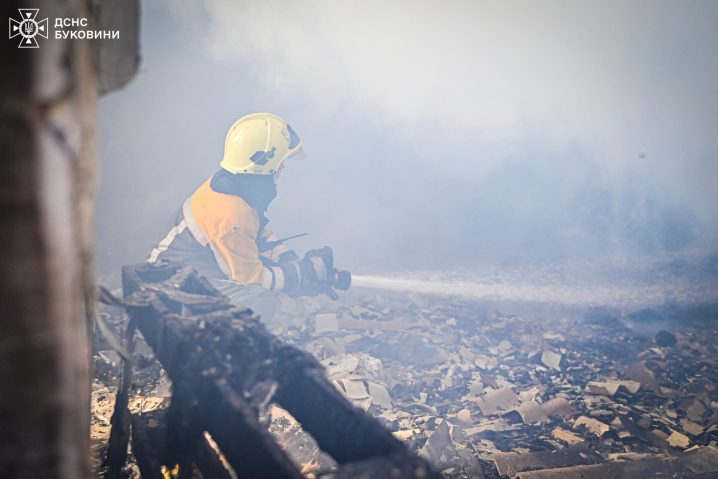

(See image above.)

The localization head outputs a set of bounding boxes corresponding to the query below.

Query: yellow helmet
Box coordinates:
[220,113,306,175]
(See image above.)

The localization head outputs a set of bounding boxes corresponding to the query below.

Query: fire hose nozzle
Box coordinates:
[332,270,351,291]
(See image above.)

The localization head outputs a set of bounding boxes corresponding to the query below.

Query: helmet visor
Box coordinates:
[284,124,305,160]
[285,146,307,161]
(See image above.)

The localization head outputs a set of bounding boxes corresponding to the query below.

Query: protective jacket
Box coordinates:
[148,177,289,292]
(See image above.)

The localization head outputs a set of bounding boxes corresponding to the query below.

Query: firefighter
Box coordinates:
[148,113,350,322]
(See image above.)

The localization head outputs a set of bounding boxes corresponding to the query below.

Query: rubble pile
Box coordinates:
[265,291,718,478]
[93,285,718,478]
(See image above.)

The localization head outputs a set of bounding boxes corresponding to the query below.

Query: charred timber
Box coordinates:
[109,261,438,478]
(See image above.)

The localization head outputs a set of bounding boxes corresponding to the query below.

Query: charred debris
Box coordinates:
[93,262,718,478]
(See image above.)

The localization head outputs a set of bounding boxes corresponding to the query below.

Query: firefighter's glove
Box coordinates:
[279,246,339,300]
[303,246,339,299]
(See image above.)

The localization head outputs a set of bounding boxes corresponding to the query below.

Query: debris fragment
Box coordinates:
[679,397,707,423]
[268,404,297,426]
[618,412,671,449]
[498,340,513,352]
[457,409,472,426]
[464,418,518,436]
[512,400,549,424]
[474,354,498,370]
[450,424,466,443]
[679,446,718,474]
[541,397,572,417]
[128,396,168,414]
[390,335,449,366]
[493,447,604,477]
[338,317,411,332]
[586,380,640,396]
[519,386,542,403]
[471,387,521,416]
[551,428,583,446]
[540,350,562,371]
[626,362,663,395]
[321,354,359,381]
[655,330,677,347]
[681,419,704,436]
[314,313,339,333]
[418,420,459,470]
[513,461,673,479]
[542,331,565,342]
[573,416,610,436]
[458,346,475,363]
[456,447,485,478]
[666,430,690,448]
[367,381,392,409]
[99,349,121,367]
[392,429,420,440]
[341,378,370,399]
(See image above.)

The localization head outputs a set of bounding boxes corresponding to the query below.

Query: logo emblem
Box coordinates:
[9,9,48,48]
[250,147,276,166]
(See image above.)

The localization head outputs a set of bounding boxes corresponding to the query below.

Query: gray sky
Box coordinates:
[96,0,718,282]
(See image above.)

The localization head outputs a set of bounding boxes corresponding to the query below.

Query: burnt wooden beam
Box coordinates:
[130,412,165,479]
[169,378,302,479]
[103,318,138,478]
[110,262,440,479]
[192,434,236,479]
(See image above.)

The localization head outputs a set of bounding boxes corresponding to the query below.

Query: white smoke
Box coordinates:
[96,1,718,280]
[161,0,718,217]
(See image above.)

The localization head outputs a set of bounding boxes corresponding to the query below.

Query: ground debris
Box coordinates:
[93,277,718,478]
[586,380,641,396]
[472,387,521,416]
[493,446,604,477]
[626,361,664,395]
[540,350,562,371]
[573,416,610,436]
[679,445,718,473]
[550,428,583,445]
[655,330,678,347]
[513,460,675,479]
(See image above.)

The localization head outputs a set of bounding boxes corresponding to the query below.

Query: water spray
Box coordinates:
[352,264,718,308]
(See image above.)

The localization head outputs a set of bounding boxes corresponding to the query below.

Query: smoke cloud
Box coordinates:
[198,0,718,183]
[96,1,718,298]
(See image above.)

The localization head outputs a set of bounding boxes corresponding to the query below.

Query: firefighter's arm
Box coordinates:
[210,226,266,284]
[211,226,333,296]
[211,226,292,293]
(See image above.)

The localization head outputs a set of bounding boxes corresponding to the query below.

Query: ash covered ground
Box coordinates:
[92,259,718,478]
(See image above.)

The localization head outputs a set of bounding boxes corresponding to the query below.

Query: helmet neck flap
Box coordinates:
[210,169,277,232]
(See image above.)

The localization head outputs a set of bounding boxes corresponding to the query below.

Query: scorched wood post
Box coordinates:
[0,0,138,476]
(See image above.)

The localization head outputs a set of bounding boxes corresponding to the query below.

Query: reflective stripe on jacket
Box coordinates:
[148,178,287,290]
